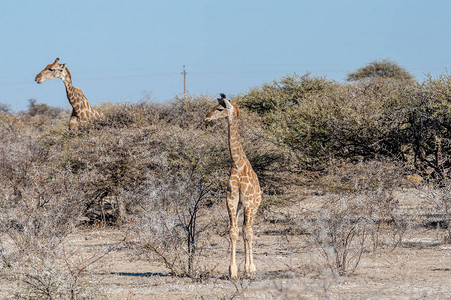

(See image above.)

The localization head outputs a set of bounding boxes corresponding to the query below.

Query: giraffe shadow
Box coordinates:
[108,271,168,277]
[217,269,298,281]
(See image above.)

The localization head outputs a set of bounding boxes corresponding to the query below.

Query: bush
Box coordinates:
[0,96,246,286]
[406,74,451,181]
[26,99,65,118]
[237,73,336,116]
[0,119,104,299]
[346,59,415,82]
[237,72,449,180]
[131,163,226,278]
[303,169,405,275]
[239,75,412,171]
[0,103,10,114]
[1,94,278,228]
[2,245,106,299]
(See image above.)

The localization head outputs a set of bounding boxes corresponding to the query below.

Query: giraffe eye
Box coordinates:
[48,68,54,71]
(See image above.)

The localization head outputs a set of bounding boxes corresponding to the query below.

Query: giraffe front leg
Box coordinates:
[69,109,79,130]
[229,225,239,278]
[227,188,239,279]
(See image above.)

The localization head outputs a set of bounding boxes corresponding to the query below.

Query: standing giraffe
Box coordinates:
[35,58,101,130]
[205,93,262,278]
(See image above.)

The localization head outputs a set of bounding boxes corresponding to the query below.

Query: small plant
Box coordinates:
[435,183,451,243]
[131,153,226,278]
[428,138,451,243]
[320,159,411,250]
[1,243,110,300]
[304,194,375,276]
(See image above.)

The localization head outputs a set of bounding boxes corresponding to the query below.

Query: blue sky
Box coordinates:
[0,0,450,111]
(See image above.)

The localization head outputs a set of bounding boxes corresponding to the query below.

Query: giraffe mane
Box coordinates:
[64,66,72,81]
[232,102,239,117]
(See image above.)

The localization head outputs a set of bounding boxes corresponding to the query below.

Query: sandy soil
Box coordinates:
[51,226,450,299]
[1,189,450,299]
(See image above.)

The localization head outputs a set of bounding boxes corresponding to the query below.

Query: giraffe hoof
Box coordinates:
[245,264,256,278]
[229,264,238,279]
[250,263,256,273]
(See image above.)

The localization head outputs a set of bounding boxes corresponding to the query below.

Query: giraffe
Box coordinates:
[205,93,262,278]
[35,58,102,130]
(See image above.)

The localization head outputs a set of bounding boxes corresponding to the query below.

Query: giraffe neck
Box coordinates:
[227,116,245,166]
[60,69,85,114]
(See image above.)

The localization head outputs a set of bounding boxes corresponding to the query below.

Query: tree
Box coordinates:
[27,99,63,117]
[346,59,414,82]
[0,102,9,113]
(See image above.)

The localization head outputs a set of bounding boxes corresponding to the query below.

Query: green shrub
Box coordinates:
[346,59,415,82]
[237,73,336,116]
[406,73,451,181]
[237,72,449,180]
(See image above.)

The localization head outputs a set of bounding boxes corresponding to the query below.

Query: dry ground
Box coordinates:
[1,188,450,299]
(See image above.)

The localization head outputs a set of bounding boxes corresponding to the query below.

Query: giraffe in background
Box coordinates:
[35,58,101,130]
[205,93,262,278]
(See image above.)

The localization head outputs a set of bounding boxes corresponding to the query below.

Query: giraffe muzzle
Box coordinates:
[35,76,42,84]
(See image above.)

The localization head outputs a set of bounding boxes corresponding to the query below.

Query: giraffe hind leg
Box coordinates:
[243,207,256,277]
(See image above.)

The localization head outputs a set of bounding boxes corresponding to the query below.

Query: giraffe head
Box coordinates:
[35,58,69,84]
[205,93,239,121]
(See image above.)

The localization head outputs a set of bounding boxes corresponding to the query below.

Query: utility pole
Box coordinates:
[182,65,187,102]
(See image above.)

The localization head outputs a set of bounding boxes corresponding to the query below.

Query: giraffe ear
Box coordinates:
[60,63,67,70]
[217,93,227,108]
[218,99,227,108]
[216,93,226,108]
[223,99,233,109]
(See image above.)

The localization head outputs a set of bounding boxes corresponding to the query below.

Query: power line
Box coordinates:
[0,66,449,87]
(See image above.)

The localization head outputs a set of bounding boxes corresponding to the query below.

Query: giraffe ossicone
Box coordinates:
[205,94,262,278]
[35,58,102,130]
